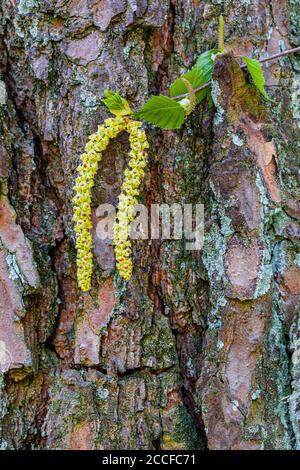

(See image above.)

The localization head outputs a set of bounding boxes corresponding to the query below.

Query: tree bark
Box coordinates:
[0,0,299,450]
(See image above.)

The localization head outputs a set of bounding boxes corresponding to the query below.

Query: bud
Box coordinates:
[179,97,191,112]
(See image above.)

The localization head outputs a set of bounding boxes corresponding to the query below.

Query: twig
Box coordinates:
[171,45,300,100]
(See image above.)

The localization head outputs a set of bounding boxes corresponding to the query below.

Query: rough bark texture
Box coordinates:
[0,0,299,450]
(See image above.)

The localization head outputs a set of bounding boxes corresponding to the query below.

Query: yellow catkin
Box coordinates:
[72,116,127,291]
[72,116,149,291]
[113,120,149,280]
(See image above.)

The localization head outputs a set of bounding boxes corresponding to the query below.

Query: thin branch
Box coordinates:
[252,46,300,64]
[171,45,300,101]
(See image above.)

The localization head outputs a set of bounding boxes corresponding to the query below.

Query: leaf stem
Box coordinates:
[171,45,300,100]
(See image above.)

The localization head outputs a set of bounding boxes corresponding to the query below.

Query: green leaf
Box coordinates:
[207,94,214,109]
[102,89,132,116]
[240,56,269,99]
[135,96,185,129]
[170,67,206,104]
[194,49,219,104]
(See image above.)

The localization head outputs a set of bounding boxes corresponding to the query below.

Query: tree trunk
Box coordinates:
[0,0,299,450]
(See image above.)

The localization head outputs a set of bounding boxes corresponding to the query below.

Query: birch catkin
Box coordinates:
[72,117,148,291]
